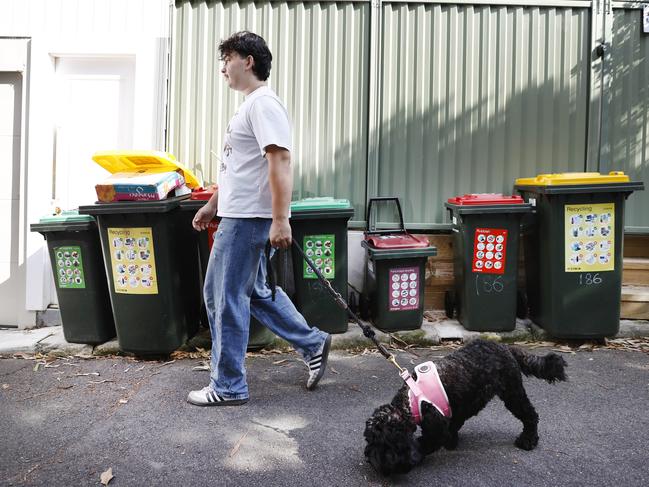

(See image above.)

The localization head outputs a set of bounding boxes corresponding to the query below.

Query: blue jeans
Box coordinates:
[204,217,327,400]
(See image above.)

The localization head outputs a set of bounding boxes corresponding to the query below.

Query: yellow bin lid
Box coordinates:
[91,151,201,189]
[515,171,630,186]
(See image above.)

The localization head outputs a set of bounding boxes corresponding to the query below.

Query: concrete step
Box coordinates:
[35,307,62,327]
[623,258,649,286]
[621,285,649,320]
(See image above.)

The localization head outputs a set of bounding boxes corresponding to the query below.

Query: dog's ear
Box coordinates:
[418,402,451,454]
[390,386,411,410]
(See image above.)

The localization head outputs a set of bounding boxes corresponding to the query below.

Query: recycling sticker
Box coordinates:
[108,227,159,294]
[303,235,335,279]
[564,203,615,272]
[472,228,507,275]
[388,267,420,311]
[53,246,86,289]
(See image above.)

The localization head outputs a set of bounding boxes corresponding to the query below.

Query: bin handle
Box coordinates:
[365,197,406,235]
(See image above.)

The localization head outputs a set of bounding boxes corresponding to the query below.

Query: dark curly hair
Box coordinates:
[218,31,272,81]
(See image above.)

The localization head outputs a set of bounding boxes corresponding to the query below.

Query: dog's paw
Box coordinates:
[514,433,539,451]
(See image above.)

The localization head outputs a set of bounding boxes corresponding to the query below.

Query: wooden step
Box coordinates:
[624,235,649,259]
[623,258,649,286]
[621,285,649,320]
[420,234,455,310]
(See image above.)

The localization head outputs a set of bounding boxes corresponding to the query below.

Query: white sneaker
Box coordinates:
[306,334,332,390]
[186,386,248,407]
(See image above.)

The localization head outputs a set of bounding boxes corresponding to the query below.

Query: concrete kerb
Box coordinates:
[35,328,94,358]
[618,320,649,338]
[0,328,58,355]
[1,319,648,358]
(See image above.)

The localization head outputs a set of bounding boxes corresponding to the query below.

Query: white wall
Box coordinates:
[0,0,170,328]
[0,42,34,328]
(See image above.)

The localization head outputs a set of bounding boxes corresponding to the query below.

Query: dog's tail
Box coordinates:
[508,346,567,383]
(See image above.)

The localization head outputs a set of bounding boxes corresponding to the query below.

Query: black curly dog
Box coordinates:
[364,339,567,475]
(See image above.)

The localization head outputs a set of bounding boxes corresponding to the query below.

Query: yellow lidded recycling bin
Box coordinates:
[514,171,644,339]
[80,151,203,354]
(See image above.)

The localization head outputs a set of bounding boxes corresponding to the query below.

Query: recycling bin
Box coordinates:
[289,197,355,334]
[515,172,644,339]
[30,211,116,344]
[179,187,275,350]
[79,197,201,354]
[361,197,437,332]
[445,194,533,332]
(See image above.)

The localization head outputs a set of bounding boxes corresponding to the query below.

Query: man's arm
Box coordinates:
[192,189,219,231]
[266,145,292,248]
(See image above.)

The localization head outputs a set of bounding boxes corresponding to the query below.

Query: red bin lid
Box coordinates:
[364,233,430,249]
[190,184,218,200]
[447,193,524,205]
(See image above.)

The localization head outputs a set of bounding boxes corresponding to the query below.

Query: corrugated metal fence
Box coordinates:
[170,0,649,231]
[169,0,370,220]
[610,2,649,232]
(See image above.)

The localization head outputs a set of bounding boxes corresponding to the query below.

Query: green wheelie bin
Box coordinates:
[79,196,201,354]
[30,211,116,344]
[361,197,437,332]
[178,186,275,350]
[515,172,644,339]
[445,194,533,332]
[289,197,354,334]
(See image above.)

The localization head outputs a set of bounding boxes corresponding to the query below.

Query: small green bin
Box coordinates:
[445,194,533,332]
[178,188,275,350]
[361,197,437,331]
[289,197,354,334]
[79,197,200,354]
[30,211,116,344]
[515,172,644,339]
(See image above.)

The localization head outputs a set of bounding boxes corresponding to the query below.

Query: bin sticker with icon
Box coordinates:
[303,234,335,279]
[108,227,158,294]
[388,267,419,311]
[564,203,615,272]
[472,228,507,275]
[54,246,86,289]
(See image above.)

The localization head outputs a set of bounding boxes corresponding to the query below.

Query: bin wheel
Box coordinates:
[444,290,456,319]
[359,293,371,321]
[516,290,529,319]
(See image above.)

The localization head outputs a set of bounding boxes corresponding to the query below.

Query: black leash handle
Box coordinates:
[264,240,277,301]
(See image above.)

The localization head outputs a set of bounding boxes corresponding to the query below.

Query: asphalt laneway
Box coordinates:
[1,345,648,486]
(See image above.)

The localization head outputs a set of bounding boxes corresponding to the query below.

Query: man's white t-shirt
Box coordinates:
[217,85,292,218]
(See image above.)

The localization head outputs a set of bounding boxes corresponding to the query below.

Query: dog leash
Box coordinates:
[264,240,406,374]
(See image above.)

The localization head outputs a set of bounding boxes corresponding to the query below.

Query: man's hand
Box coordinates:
[192,203,217,231]
[270,217,292,248]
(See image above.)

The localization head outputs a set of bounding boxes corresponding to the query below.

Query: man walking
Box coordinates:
[187,31,331,406]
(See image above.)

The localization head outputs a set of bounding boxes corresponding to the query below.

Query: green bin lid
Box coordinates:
[289,197,354,220]
[31,210,96,234]
[290,197,352,211]
[39,210,95,224]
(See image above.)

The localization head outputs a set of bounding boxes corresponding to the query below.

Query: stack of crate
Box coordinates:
[422,234,454,311]
[622,235,649,320]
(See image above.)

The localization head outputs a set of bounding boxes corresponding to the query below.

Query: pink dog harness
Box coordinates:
[400,361,452,424]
